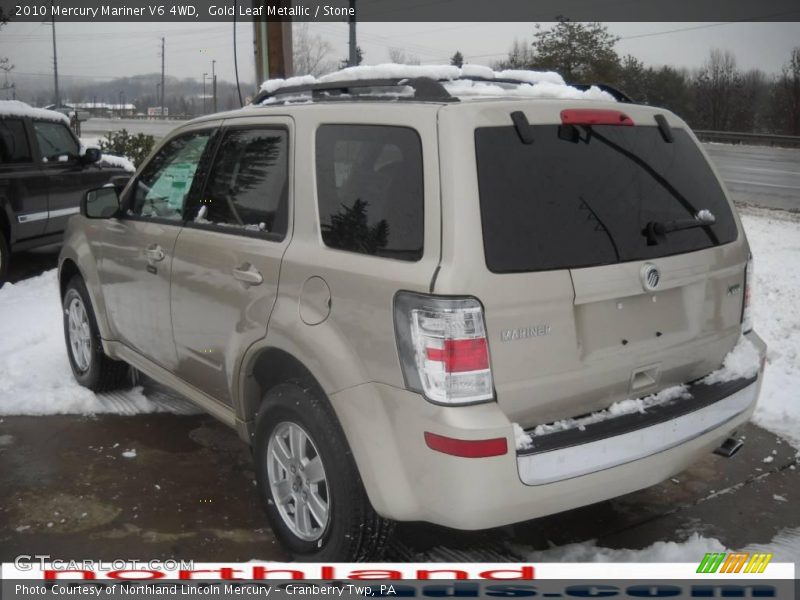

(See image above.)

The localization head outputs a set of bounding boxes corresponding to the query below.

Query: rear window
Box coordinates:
[0,118,32,164]
[475,125,738,273]
[316,125,423,262]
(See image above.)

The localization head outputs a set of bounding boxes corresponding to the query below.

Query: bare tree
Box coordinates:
[492,39,535,70]
[770,47,800,135]
[388,47,421,65]
[293,23,336,77]
[0,7,13,99]
[693,49,743,131]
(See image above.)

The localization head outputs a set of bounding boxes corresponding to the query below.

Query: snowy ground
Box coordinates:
[525,528,800,562]
[0,206,798,563]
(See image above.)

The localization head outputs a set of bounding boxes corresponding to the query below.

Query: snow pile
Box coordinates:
[260,74,317,94]
[443,79,613,101]
[513,423,534,451]
[739,208,800,450]
[495,69,566,86]
[524,384,690,442]
[524,532,727,562]
[97,153,135,173]
[0,271,194,416]
[79,139,136,173]
[259,64,614,103]
[522,527,800,563]
[701,336,761,385]
[0,100,69,125]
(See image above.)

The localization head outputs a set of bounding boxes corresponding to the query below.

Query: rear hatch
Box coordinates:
[437,101,749,427]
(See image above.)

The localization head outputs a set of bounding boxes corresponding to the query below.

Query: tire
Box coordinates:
[63,275,130,392]
[0,228,8,288]
[254,382,394,561]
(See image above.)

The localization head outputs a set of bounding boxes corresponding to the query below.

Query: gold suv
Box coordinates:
[59,67,766,561]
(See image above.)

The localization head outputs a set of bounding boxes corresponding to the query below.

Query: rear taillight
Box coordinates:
[742,255,754,333]
[394,292,494,405]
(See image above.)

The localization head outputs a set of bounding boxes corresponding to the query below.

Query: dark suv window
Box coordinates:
[191,128,289,238]
[475,125,738,273]
[0,119,32,164]
[316,125,423,261]
[32,120,79,162]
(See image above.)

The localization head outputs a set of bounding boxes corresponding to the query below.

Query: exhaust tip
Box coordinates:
[714,437,744,458]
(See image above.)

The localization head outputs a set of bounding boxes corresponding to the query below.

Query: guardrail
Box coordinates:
[695,130,800,149]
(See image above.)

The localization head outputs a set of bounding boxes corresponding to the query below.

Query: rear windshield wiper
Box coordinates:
[643,210,716,246]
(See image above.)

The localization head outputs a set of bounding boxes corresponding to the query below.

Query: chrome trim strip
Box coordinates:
[49,207,80,218]
[16,207,80,224]
[17,210,48,224]
[517,381,758,486]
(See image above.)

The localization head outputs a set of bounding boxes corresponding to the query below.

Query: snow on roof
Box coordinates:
[259,64,614,103]
[443,80,614,102]
[0,100,70,124]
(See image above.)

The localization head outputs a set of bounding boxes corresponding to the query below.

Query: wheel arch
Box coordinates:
[58,241,114,343]
[240,346,328,434]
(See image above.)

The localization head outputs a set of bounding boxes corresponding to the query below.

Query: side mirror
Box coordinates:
[81,147,102,165]
[82,186,120,219]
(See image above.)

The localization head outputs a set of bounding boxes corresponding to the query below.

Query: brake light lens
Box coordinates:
[742,255,754,333]
[560,109,634,126]
[394,292,494,405]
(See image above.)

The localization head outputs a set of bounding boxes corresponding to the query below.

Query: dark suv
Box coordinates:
[0,101,132,284]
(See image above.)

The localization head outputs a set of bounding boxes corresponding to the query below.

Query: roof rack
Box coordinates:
[251,75,636,106]
[252,77,456,105]
[570,83,633,103]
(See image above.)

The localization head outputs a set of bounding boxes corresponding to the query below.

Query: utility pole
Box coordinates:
[252,1,293,84]
[160,37,165,118]
[212,59,217,112]
[50,0,60,106]
[202,72,208,114]
[348,0,357,67]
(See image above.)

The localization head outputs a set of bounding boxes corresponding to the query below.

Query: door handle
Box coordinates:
[145,244,165,262]
[232,263,263,286]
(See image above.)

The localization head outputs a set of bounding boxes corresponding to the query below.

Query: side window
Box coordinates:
[0,119,32,164]
[128,131,212,221]
[315,125,423,261]
[32,121,79,162]
[191,128,288,238]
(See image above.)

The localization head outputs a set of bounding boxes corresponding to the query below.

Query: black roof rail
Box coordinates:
[251,74,636,106]
[570,83,634,103]
[252,77,456,105]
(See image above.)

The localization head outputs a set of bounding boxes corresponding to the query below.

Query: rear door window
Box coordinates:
[315,125,423,261]
[475,125,737,273]
[190,128,289,239]
[0,119,32,164]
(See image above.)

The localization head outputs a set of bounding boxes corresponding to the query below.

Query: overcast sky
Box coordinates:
[2,20,799,89]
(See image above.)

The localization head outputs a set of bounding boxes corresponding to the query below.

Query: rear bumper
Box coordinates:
[518,375,758,485]
[329,331,766,530]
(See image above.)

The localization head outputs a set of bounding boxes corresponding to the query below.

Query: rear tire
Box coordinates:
[63,275,130,392]
[254,382,394,561]
[0,229,9,288]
